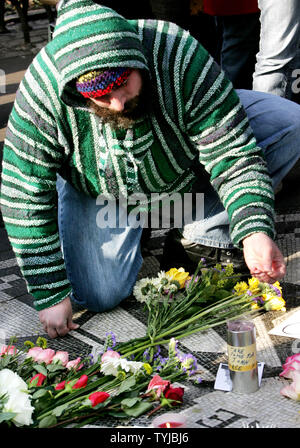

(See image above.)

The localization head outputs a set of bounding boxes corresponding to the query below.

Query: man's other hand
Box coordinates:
[38,296,80,339]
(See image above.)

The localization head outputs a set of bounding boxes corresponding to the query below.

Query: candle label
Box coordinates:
[227,343,257,372]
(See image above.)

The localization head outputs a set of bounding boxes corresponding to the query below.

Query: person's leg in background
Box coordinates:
[217,12,261,90]
[56,176,144,312]
[253,0,300,99]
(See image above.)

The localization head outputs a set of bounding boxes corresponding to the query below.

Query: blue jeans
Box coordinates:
[253,0,300,98]
[56,90,300,311]
[217,12,260,90]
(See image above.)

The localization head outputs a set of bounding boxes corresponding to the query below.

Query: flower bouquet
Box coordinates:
[113,263,286,361]
[0,336,194,428]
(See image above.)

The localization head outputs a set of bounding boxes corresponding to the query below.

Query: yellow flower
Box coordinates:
[143,363,152,375]
[233,281,248,294]
[165,267,190,289]
[248,277,260,292]
[251,302,260,310]
[264,296,286,312]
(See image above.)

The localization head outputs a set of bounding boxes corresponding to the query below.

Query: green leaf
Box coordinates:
[33,364,48,376]
[107,410,128,418]
[0,357,11,369]
[32,389,49,399]
[0,412,17,423]
[121,397,141,408]
[122,400,152,418]
[118,376,136,394]
[47,363,66,373]
[38,415,57,428]
[52,403,70,417]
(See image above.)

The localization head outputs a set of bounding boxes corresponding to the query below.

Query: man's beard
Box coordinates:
[87,81,149,129]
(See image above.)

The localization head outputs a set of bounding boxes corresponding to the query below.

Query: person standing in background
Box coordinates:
[253,0,300,100]
[201,0,260,90]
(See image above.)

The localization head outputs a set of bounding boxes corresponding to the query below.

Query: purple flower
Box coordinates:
[270,285,281,296]
[143,349,150,361]
[252,296,264,304]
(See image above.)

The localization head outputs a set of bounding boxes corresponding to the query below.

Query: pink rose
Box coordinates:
[52,351,69,366]
[280,354,300,379]
[26,346,44,361]
[0,345,18,356]
[101,350,121,363]
[280,372,300,401]
[146,374,170,399]
[35,348,55,365]
[66,357,84,371]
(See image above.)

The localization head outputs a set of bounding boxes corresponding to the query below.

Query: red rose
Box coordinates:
[89,391,110,407]
[30,373,46,387]
[164,385,184,404]
[55,380,66,390]
[72,374,88,389]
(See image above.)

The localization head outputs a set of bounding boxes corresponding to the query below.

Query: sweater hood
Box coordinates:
[51,0,149,106]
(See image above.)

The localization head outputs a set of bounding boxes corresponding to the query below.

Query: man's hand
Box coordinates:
[242,232,286,283]
[38,296,80,339]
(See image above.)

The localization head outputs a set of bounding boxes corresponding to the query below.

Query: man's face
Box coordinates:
[88,69,146,129]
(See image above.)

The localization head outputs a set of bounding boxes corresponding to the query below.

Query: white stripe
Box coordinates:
[62,49,145,81]
[3,216,49,226]
[7,121,61,164]
[68,108,89,194]
[1,172,46,193]
[13,240,61,254]
[10,233,59,246]
[31,279,70,291]
[2,161,56,186]
[0,197,54,211]
[54,10,116,37]
[152,22,194,164]
[55,31,139,60]
[186,56,215,112]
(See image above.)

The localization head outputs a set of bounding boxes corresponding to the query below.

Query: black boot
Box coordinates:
[161,229,249,274]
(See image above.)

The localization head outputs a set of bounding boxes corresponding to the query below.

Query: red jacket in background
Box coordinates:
[203,0,259,16]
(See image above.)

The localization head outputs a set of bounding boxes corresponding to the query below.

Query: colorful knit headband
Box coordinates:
[76,67,132,99]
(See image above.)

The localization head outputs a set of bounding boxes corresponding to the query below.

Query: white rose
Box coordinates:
[0,368,28,396]
[0,369,34,426]
[3,391,34,426]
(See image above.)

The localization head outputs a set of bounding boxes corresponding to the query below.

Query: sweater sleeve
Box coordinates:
[183,43,275,248]
[0,65,72,311]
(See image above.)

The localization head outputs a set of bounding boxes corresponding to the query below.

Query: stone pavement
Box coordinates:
[1,12,300,429]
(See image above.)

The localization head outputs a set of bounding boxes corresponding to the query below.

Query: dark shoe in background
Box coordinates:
[160,229,249,275]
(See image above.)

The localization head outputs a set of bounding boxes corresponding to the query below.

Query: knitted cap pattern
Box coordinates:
[76,67,132,98]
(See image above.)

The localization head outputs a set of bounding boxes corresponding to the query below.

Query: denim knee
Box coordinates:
[71,278,134,313]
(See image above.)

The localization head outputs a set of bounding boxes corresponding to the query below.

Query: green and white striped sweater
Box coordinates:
[0,0,275,311]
